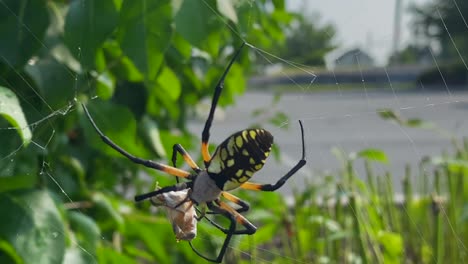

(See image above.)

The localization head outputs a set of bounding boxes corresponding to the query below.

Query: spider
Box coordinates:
[81,42,307,263]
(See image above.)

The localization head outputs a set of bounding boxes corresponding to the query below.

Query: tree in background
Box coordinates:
[388,45,432,65]
[411,0,468,63]
[407,0,468,85]
[277,13,336,66]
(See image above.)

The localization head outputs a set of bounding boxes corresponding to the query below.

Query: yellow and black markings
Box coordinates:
[207,128,273,190]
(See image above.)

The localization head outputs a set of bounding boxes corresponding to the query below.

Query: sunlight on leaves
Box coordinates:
[357,149,389,164]
[0,86,32,145]
[217,0,238,23]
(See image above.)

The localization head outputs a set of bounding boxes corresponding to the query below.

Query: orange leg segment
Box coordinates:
[201,142,211,163]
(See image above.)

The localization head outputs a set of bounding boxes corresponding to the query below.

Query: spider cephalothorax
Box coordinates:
[82,41,306,263]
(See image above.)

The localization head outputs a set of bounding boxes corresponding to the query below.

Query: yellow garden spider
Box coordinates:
[82,42,307,263]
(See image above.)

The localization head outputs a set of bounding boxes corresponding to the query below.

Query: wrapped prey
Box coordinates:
[150,189,197,241]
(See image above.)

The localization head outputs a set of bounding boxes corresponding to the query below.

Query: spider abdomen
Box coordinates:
[207,129,273,191]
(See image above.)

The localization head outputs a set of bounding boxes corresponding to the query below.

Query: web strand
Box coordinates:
[1,0,467,263]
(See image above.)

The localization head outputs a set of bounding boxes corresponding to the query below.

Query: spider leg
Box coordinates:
[240,120,306,191]
[82,103,192,179]
[171,144,201,173]
[189,199,256,263]
[213,200,256,235]
[189,203,236,263]
[171,144,200,184]
[201,42,246,166]
[197,192,250,233]
[221,192,250,213]
[134,182,189,202]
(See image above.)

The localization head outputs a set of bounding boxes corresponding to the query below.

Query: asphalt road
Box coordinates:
[188,88,468,195]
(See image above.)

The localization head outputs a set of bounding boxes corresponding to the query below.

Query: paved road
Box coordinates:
[189,88,468,195]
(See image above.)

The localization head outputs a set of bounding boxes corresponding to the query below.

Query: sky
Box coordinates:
[287,0,430,66]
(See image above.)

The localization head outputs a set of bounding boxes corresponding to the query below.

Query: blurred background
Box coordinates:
[0,0,466,263]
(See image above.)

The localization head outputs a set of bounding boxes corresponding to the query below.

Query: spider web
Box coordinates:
[0,0,467,263]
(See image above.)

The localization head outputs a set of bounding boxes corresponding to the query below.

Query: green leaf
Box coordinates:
[170,32,193,61]
[220,63,245,106]
[81,100,150,158]
[377,231,403,261]
[405,118,434,129]
[0,239,22,264]
[272,0,285,10]
[64,0,118,69]
[0,190,65,264]
[174,0,213,47]
[97,246,136,264]
[95,71,115,100]
[123,245,155,262]
[118,0,172,81]
[357,149,389,164]
[0,0,49,67]
[126,218,172,263]
[149,86,181,120]
[158,130,194,163]
[63,247,96,264]
[141,116,167,158]
[0,86,32,145]
[91,193,124,232]
[102,40,144,82]
[378,109,399,121]
[431,157,468,172]
[68,211,100,253]
[157,66,181,101]
[25,58,76,108]
[271,143,281,162]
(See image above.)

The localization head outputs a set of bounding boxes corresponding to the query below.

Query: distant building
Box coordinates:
[334,48,375,69]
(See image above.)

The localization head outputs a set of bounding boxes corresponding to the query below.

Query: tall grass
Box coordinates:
[227,137,468,263]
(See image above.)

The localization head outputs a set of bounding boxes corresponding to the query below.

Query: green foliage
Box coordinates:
[237,137,467,263]
[0,0,49,68]
[378,108,435,129]
[0,190,65,264]
[277,13,336,66]
[408,0,468,85]
[0,86,32,145]
[1,1,464,263]
[227,111,467,263]
[0,0,293,263]
[388,45,431,65]
[411,0,468,65]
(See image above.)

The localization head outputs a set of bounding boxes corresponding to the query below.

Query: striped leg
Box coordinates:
[171,144,200,172]
[82,103,191,179]
[195,192,250,231]
[221,192,250,213]
[240,120,306,191]
[199,191,250,232]
[201,42,246,166]
[213,200,256,235]
[134,182,190,202]
[190,199,256,263]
